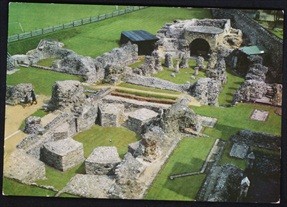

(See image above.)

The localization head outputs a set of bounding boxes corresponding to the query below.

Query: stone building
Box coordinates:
[99,103,125,127]
[40,138,84,171]
[156,19,242,58]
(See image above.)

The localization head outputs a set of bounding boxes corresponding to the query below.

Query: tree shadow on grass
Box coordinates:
[213,122,243,141]
[75,162,86,174]
[163,158,204,199]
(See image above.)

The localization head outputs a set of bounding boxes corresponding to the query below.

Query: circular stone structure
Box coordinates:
[85,146,121,175]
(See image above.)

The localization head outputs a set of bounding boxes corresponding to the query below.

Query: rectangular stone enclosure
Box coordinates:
[40,138,84,171]
[127,108,158,133]
[250,109,269,121]
[99,103,125,127]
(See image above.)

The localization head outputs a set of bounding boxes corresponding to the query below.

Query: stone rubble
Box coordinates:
[48,80,86,111]
[6,83,34,105]
[190,78,221,106]
[233,80,268,104]
[24,116,45,135]
[161,99,201,133]
[109,153,146,199]
[63,174,115,198]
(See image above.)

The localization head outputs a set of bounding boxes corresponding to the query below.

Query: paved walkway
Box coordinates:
[4,95,49,161]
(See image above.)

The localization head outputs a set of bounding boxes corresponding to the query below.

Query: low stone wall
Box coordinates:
[6,83,33,105]
[123,73,190,92]
[12,39,138,83]
[4,149,46,184]
[62,174,115,198]
[102,95,170,112]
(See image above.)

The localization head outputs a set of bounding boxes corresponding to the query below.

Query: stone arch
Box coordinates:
[189,38,211,57]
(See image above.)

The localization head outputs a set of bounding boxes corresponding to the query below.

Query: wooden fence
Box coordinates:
[8,6,146,43]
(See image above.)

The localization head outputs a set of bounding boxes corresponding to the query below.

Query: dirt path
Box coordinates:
[4,95,49,160]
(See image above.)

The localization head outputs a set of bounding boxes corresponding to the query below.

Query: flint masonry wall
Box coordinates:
[212,9,283,82]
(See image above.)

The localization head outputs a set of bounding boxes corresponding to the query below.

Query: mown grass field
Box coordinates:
[8,3,124,35]
[6,67,82,96]
[153,59,207,84]
[74,125,139,158]
[145,137,216,200]
[218,68,245,106]
[8,7,212,57]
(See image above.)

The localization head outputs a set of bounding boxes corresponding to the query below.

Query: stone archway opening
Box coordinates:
[189,38,211,57]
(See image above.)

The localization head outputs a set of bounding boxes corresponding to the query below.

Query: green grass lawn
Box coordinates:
[145,137,216,201]
[8,3,125,35]
[36,58,58,67]
[36,163,85,191]
[218,68,245,106]
[153,59,207,84]
[8,7,211,57]
[3,177,56,197]
[74,125,140,158]
[6,67,82,96]
[193,103,281,139]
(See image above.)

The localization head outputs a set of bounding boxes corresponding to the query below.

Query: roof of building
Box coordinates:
[121,30,158,42]
[239,45,266,55]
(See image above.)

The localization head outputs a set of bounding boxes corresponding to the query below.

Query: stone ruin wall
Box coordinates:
[156,18,241,58]
[11,40,138,83]
[212,9,283,82]
[123,73,190,92]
